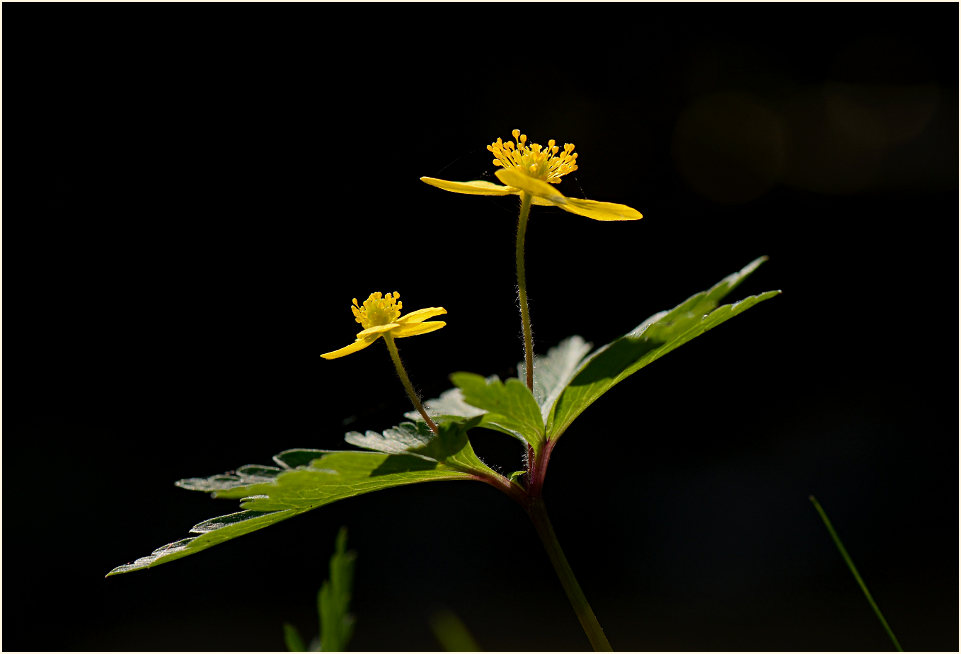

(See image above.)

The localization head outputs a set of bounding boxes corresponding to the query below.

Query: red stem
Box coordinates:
[527,438,555,499]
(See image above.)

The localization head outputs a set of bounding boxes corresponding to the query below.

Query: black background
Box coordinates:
[5,3,958,652]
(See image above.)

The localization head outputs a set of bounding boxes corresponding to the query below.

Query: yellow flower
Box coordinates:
[421,129,643,221]
[321,292,447,359]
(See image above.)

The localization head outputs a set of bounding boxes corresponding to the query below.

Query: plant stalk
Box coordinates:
[527,497,613,652]
[515,191,534,392]
[528,438,555,500]
[514,190,609,650]
[383,334,438,434]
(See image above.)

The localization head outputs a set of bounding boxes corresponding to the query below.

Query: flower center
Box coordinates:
[352,292,402,329]
[487,129,578,184]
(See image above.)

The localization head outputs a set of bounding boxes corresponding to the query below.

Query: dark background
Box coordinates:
[5,4,957,652]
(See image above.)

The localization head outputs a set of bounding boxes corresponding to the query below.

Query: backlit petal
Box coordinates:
[561,198,644,221]
[420,177,515,196]
[356,323,399,338]
[396,307,447,324]
[321,338,377,359]
[494,168,567,205]
[391,321,446,338]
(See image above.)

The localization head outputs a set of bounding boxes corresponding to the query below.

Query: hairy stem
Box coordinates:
[527,438,555,499]
[527,498,613,652]
[383,334,437,434]
[515,191,534,392]
[511,193,607,647]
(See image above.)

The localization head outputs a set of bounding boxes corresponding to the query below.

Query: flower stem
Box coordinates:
[809,495,903,651]
[515,191,534,392]
[383,334,438,434]
[512,194,608,648]
[527,497,613,652]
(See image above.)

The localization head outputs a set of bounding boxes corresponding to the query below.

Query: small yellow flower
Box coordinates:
[321,292,447,359]
[421,129,643,221]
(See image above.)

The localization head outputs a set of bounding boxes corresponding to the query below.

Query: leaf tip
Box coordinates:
[741,255,769,275]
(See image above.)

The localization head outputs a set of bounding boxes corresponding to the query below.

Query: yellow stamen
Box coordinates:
[352,292,402,329]
[487,129,579,184]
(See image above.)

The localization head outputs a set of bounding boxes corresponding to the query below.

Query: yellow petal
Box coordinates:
[356,323,399,338]
[391,321,446,338]
[561,197,644,221]
[420,177,515,196]
[396,307,447,324]
[494,168,567,205]
[321,338,377,359]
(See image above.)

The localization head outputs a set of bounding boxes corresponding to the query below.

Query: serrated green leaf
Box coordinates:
[108,509,300,575]
[345,420,437,456]
[283,527,356,652]
[548,257,779,439]
[404,338,591,449]
[404,379,531,446]
[405,377,547,450]
[518,335,593,421]
[108,451,475,575]
[215,451,474,511]
[344,416,498,478]
[319,527,356,652]
[450,373,545,453]
[109,417,509,576]
[274,449,332,469]
[176,463,286,492]
[405,385,487,422]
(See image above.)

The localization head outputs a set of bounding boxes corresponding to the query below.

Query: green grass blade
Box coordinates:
[809,495,903,651]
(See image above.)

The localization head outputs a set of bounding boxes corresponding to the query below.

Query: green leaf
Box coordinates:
[344,416,498,478]
[345,420,437,455]
[518,335,593,421]
[284,623,308,652]
[404,379,534,448]
[283,527,356,652]
[108,509,302,575]
[548,257,779,439]
[108,451,475,576]
[407,379,546,449]
[214,451,476,511]
[108,417,509,576]
[405,385,486,422]
[449,373,545,453]
[319,527,356,652]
